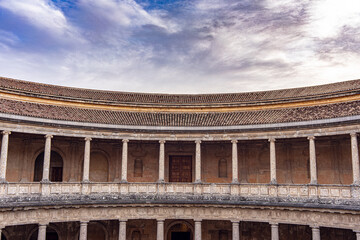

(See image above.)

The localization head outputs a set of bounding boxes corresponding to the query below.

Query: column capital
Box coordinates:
[268,137,276,142]
[157,219,165,222]
[122,139,129,143]
[84,137,92,141]
[80,221,89,225]
[194,219,202,222]
[270,222,279,226]
[310,225,320,229]
[38,222,48,226]
[350,132,358,138]
[119,219,128,222]
[159,140,166,144]
[44,134,53,139]
[231,139,238,144]
[195,140,202,144]
[307,136,315,140]
[231,220,240,224]
[1,131,11,135]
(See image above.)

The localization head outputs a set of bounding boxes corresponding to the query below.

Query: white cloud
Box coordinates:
[0,0,79,39]
[307,0,360,38]
[78,0,177,32]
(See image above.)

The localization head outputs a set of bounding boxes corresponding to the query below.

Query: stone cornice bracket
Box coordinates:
[307,136,315,140]
[268,137,276,142]
[1,131,11,135]
[84,137,92,141]
[122,139,129,143]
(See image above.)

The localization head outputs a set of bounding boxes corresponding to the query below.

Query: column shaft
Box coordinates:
[121,139,129,182]
[232,140,239,183]
[232,222,239,240]
[351,133,360,185]
[38,224,47,240]
[157,220,164,240]
[356,231,360,240]
[0,131,10,182]
[119,221,126,240]
[195,140,201,183]
[269,138,277,184]
[79,221,88,240]
[82,138,91,182]
[195,221,202,240]
[158,140,165,182]
[312,226,320,240]
[271,223,279,240]
[42,135,53,182]
[308,136,318,184]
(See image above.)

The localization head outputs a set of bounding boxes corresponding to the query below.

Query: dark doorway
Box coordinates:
[172,232,191,240]
[33,151,63,182]
[29,229,59,240]
[169,155,192,182]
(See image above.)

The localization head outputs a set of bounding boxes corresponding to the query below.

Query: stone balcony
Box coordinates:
[1,182,359,210]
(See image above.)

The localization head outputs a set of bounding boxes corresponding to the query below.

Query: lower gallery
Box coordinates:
[0,77,360,239]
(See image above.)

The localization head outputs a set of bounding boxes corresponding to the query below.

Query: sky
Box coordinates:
[0,0,360,93]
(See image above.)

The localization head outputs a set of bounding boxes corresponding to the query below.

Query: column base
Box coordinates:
[157,179,165,183]
[270,179,277,185]
[309,180,318,185]
[40,179,51,184]
[231,179,239,184]
[352,180,360,186]
[120,180,128,183]
[0,178,8,184]
[194,180,202,184]
[81,180,91,184]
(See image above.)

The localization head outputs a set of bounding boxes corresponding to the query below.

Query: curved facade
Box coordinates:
[0,77,360,240]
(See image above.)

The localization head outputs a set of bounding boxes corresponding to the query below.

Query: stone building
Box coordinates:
[0,77,359,240]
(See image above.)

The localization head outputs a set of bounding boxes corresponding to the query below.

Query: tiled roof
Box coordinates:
[0,98,359,127]
[1,77,360,106]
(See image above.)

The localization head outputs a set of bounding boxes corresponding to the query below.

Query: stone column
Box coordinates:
[82,137,91,182]
[355,231,360,240]
[271,223,279,240]
[157,220,164,240]
[42,134,53,182]
[0,131,11,182]
[269,138,277,184]
[119,220,126,240]
[195,140,202,183]
[312,226,320,240]
[351,133,360,185]
[232,140,239,183]
[121,139,129,182]
[38,224,47,240]
[158,140,166,183]
[0,228,2,239]
[308,136,318,184]
[79,221,88,240]
[232,221,239,240]
[195,220,202,240]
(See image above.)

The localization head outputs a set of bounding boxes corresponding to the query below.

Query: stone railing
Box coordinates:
[0,182,359,200]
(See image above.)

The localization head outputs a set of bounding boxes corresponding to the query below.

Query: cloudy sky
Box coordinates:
[0,0,359,93]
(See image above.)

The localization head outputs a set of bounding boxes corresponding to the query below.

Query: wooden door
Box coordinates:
[169,155,192,182]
